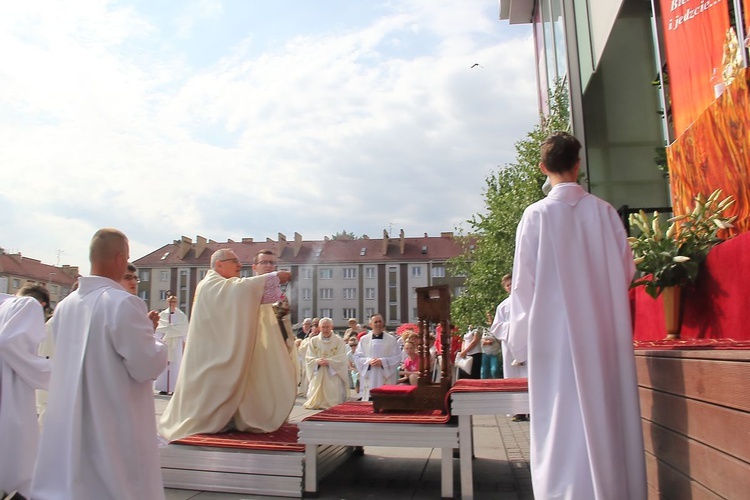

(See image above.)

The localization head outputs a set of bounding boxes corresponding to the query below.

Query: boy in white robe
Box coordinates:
[0,285,51,498]
[508,132,646,500]
[304,317,349,409]
[154,295,189,394]
[32,228,168,500]
[353,313,401,401]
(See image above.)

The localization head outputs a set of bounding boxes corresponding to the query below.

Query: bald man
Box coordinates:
[32,228,168,500]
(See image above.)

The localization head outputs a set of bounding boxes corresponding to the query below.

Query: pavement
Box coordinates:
[156,394,533,499]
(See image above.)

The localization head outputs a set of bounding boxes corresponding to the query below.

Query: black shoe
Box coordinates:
[158,391,168,395]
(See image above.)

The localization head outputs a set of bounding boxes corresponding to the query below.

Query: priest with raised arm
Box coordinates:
[158,248,296,441]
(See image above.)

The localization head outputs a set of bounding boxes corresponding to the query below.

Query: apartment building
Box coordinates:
[0,252,79,309]
[132,231,468,330]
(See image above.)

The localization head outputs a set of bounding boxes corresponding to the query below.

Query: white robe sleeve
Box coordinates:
[111,296,167,383]
[0,297,51,390]
[508,208,540,365]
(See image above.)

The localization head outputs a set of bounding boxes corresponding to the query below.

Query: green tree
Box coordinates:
[331,230,356,240]
[449,80,570,329]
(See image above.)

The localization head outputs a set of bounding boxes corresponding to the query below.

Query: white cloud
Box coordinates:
[0,0,537,269]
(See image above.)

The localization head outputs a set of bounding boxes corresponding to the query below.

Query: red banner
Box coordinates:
[659,0,730,137]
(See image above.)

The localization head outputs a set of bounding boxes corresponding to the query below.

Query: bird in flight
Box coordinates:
[470,63,483,68]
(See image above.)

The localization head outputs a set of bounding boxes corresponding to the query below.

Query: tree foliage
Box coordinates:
[449,80,570,329]
[331,230,357,240]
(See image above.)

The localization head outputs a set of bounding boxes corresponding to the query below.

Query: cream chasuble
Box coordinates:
[158,270,296,441]
[303,333,349,409]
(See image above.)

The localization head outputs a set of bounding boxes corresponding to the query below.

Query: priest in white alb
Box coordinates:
[154,294,188,394]
[304,317,349,409]
[32,228,168,500]
[353,313,401,401]
[508,132,646,500]
[0,285,51,498]
[158,248,297,441]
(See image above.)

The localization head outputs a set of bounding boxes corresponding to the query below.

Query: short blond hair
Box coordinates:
[89,228,127,264]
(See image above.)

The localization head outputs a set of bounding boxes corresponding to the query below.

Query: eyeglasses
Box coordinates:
[220,258,240,264]
[256,260,277,266]
[123,274,140,282]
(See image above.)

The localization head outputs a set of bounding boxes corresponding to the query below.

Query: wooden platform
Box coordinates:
[160,440,352,497]
[636,348,750,499]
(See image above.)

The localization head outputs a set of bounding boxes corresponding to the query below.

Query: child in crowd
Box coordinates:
[398,340,420,385]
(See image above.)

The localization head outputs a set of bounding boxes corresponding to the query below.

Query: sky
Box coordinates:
[0,0,537,273]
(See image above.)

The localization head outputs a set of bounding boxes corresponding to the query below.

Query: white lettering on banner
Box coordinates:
[667,0,723,31]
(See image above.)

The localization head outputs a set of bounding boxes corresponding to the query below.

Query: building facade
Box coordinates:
[500,0,673,212]
[0,252,79,309]
[133,231,468,330]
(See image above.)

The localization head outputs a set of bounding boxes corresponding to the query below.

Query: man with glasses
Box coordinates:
[353,313,401,401]
[120,263,140,295]
[158,248,296,441]
[120,263,159,330]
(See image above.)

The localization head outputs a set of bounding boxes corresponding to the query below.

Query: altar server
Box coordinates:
[354,313,401,400]
[154,295,188,394]
[32,228,168,500]
[508,132,646,500]
[0,285,50,498]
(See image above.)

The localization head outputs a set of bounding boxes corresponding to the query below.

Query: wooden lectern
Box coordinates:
[370,284,453,412]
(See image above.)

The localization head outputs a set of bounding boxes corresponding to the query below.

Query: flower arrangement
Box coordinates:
[628,189,736,298]
[395,323,420,336]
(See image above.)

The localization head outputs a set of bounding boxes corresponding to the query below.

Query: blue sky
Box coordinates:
[0,0,537,272]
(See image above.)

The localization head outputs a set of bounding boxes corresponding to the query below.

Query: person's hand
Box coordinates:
[458,351,466,358]
[277,270,292,284]
[370,358,383,367]
[511,359,526,367]
[148,310,160,330]
[482,339,493,345]
[318,359,329,366]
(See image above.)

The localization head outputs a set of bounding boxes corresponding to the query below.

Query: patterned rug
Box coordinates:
[634,338,750,350]
[173,422,304,452]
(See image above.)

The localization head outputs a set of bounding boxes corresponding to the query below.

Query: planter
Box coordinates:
[662,286,684,339]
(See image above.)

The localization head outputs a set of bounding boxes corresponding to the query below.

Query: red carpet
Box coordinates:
[449,378,528,393]
[173,422,304,452]
[634,338,750,350]
[303,401,450,424]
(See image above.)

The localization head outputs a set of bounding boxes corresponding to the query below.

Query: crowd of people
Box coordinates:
[0,132,647,500]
